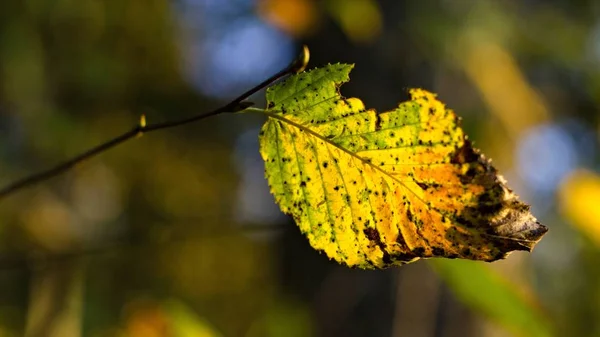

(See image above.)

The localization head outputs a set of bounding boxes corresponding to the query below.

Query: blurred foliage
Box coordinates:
[431,259,552,337]
[0,0,599,337]
[120,299,224,337]
[559,169,600,246]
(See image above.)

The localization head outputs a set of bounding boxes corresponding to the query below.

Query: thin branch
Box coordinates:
[0,46,310,200]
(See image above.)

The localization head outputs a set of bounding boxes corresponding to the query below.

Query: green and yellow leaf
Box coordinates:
[258,64,547,269]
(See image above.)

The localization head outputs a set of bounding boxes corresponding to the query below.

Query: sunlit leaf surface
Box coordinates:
[258,64,547,268]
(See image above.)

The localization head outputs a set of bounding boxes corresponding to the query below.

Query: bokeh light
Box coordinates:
[178,0,294,99]
[516,123,579,193]
[1,1,600,336]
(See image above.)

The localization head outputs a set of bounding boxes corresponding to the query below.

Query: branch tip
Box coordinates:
[136,114,147,137]
[292,45,310,74]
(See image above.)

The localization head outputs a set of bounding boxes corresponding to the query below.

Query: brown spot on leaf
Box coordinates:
[450,140,479,164]
[363,228,391,264]
[432,247,446,257]
[406,209,414,223]
[412,247,425,256]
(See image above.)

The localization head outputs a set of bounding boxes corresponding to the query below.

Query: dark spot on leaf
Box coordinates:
[364,227,376,241]
[459,166,479,184]
[450,140,479,164]
[363,227,391,264]
[375,113,382,130]
[412,247,425,256]
[432,247,445,256]
[461,248,471,257]
[478,202,503,215]
[416,181,429,190]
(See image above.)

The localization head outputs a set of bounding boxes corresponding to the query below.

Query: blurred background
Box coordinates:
[0,0,598,336]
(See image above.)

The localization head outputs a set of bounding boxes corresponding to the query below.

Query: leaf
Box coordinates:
[431,259,553,337]
[258,63,547,269]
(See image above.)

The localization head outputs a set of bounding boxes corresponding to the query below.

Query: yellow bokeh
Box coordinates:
[463,41,549,136]
[122,299,223,337]
[559,169,600,246]
[258,0,320,37]
[326,0,382,43]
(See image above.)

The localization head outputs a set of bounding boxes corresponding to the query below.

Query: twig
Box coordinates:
[0,46,310,200]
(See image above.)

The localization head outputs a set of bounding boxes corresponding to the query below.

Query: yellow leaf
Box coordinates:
[258,64,547,269]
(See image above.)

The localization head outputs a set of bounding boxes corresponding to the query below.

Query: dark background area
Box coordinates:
[0,1,599,336]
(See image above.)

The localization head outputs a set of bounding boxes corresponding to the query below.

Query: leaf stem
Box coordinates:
[239,107,268,115]
[0,46,311,200]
